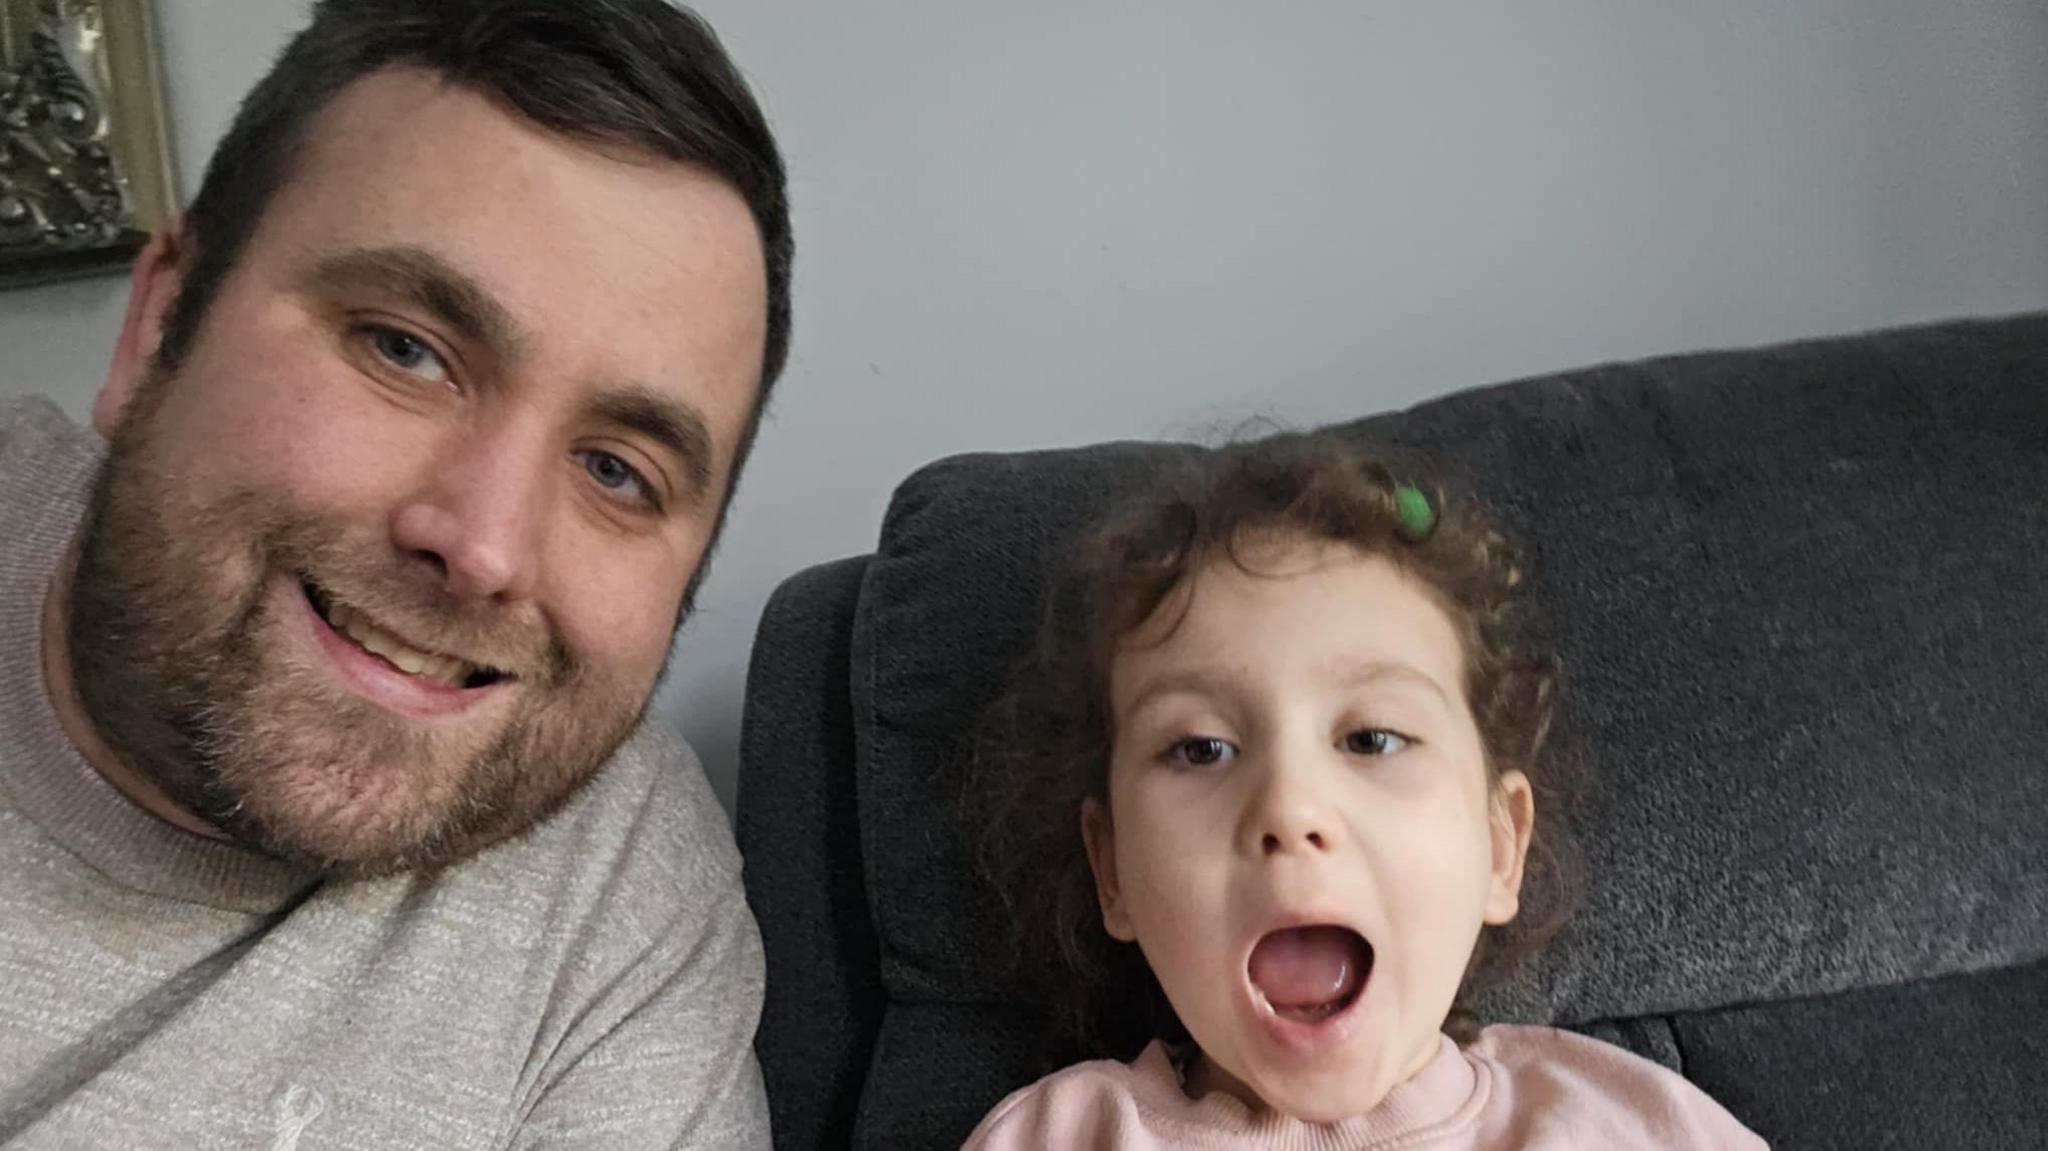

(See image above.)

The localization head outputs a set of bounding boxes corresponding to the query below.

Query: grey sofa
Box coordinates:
[736,313,2048,1150]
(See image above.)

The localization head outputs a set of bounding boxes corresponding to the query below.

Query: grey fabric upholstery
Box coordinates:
[737,557,883,1151]
[1673,953,2048,1148]
[739,313,2048,1150]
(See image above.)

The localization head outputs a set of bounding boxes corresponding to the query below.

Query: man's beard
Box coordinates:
[65,381,653,876]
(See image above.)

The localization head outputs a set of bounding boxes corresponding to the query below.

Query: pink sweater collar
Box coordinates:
[1120,1035,1487,1149]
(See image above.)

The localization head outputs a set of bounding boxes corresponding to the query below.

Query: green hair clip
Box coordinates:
[1395,484,1436,541]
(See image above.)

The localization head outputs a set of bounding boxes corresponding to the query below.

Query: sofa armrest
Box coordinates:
[738,555,881,1151]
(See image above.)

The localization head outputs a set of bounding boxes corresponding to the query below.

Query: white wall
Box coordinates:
[5,1,2046,813]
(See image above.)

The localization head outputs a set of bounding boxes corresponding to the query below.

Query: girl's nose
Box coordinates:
[1239,754,1340,858]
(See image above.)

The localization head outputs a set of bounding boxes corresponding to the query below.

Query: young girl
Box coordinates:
[965,432,1764,1149]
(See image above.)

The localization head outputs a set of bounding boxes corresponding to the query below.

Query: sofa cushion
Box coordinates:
[853,1003,1041,1151]
[849,314,2048,1031]
[1672,954,2048,1149]
[850,443,1187,1003]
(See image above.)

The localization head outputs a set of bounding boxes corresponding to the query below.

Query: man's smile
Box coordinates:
[301,578,506,689]
[296,578,510,719]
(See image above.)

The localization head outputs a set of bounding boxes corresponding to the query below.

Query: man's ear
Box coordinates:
[1081,797,1136,942]
[1483,770,1536,925]
[96,218,189,438]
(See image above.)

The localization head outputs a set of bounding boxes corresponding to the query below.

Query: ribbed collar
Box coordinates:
[1124,1035,1488,1149]
[0,399,315,914]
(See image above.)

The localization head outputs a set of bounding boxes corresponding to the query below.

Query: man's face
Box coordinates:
[71,69,768,872]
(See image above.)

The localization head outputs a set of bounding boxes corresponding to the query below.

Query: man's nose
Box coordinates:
[1238,749,1341,858]
[387,419,550,603]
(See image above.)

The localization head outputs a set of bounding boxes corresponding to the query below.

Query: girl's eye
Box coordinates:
[1165,736,1237,768]
[367,326,450,386]
[579,449,661,511]
[1343,729,1410,757]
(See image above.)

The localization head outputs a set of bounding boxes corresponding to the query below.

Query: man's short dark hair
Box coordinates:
[161,0,792,467]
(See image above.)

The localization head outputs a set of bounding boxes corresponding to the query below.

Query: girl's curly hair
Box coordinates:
[969,430,1580,1064]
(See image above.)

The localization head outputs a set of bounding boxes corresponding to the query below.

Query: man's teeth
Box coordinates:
[326,601,474,687]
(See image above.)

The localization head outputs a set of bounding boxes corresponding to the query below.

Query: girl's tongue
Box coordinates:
[1248,926,1370,1021]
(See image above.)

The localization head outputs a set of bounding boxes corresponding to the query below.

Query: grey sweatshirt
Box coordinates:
[0,399,772,1149]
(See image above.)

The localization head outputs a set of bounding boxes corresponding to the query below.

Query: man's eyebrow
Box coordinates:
[586,386,717,501]
[302,246,529,359]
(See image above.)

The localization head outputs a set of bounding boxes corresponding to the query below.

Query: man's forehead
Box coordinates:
[272,67,765,287]
[288,68,473,183]
[250,67,768,428]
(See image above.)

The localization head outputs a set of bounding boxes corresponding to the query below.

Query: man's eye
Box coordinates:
[1343,729,1410,757]
[1165,736,1237,768]
[368,327,450,385]
[580,450,660,511]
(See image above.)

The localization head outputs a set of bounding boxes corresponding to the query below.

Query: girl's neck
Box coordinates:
[1178,1035,1453,1118]
[1181,1050,1257,1109]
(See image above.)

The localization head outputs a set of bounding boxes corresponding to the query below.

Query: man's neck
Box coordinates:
[41,547,228,842]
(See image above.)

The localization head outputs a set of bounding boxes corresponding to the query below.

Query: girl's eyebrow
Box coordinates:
[1120,667,1239,717]
[1122,659,1451,716]
[1324,658,1452,706]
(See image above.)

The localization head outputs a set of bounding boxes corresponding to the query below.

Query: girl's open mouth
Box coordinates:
[1248,924,1373,1024]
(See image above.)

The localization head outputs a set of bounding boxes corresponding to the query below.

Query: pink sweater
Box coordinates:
[963,1025,1766,1150]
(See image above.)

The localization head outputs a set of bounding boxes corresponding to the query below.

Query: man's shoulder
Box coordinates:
[567,722,742,890]
[0,397,99,530]
[0,396,96,481]
[0,395,88,455]
[0,398,97,607]
[440,723,746,944]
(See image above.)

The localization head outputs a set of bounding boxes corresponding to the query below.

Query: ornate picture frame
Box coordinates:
[1,0,178,289]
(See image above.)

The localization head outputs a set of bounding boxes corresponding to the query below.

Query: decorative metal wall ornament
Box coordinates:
[1,0,177,289]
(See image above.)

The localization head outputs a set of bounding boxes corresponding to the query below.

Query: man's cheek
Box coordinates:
[560,582,675,683]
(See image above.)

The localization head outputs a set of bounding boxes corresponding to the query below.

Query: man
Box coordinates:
[0,0,790,1145]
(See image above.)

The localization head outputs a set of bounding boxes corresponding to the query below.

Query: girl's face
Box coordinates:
[1085,539,1534,1123]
